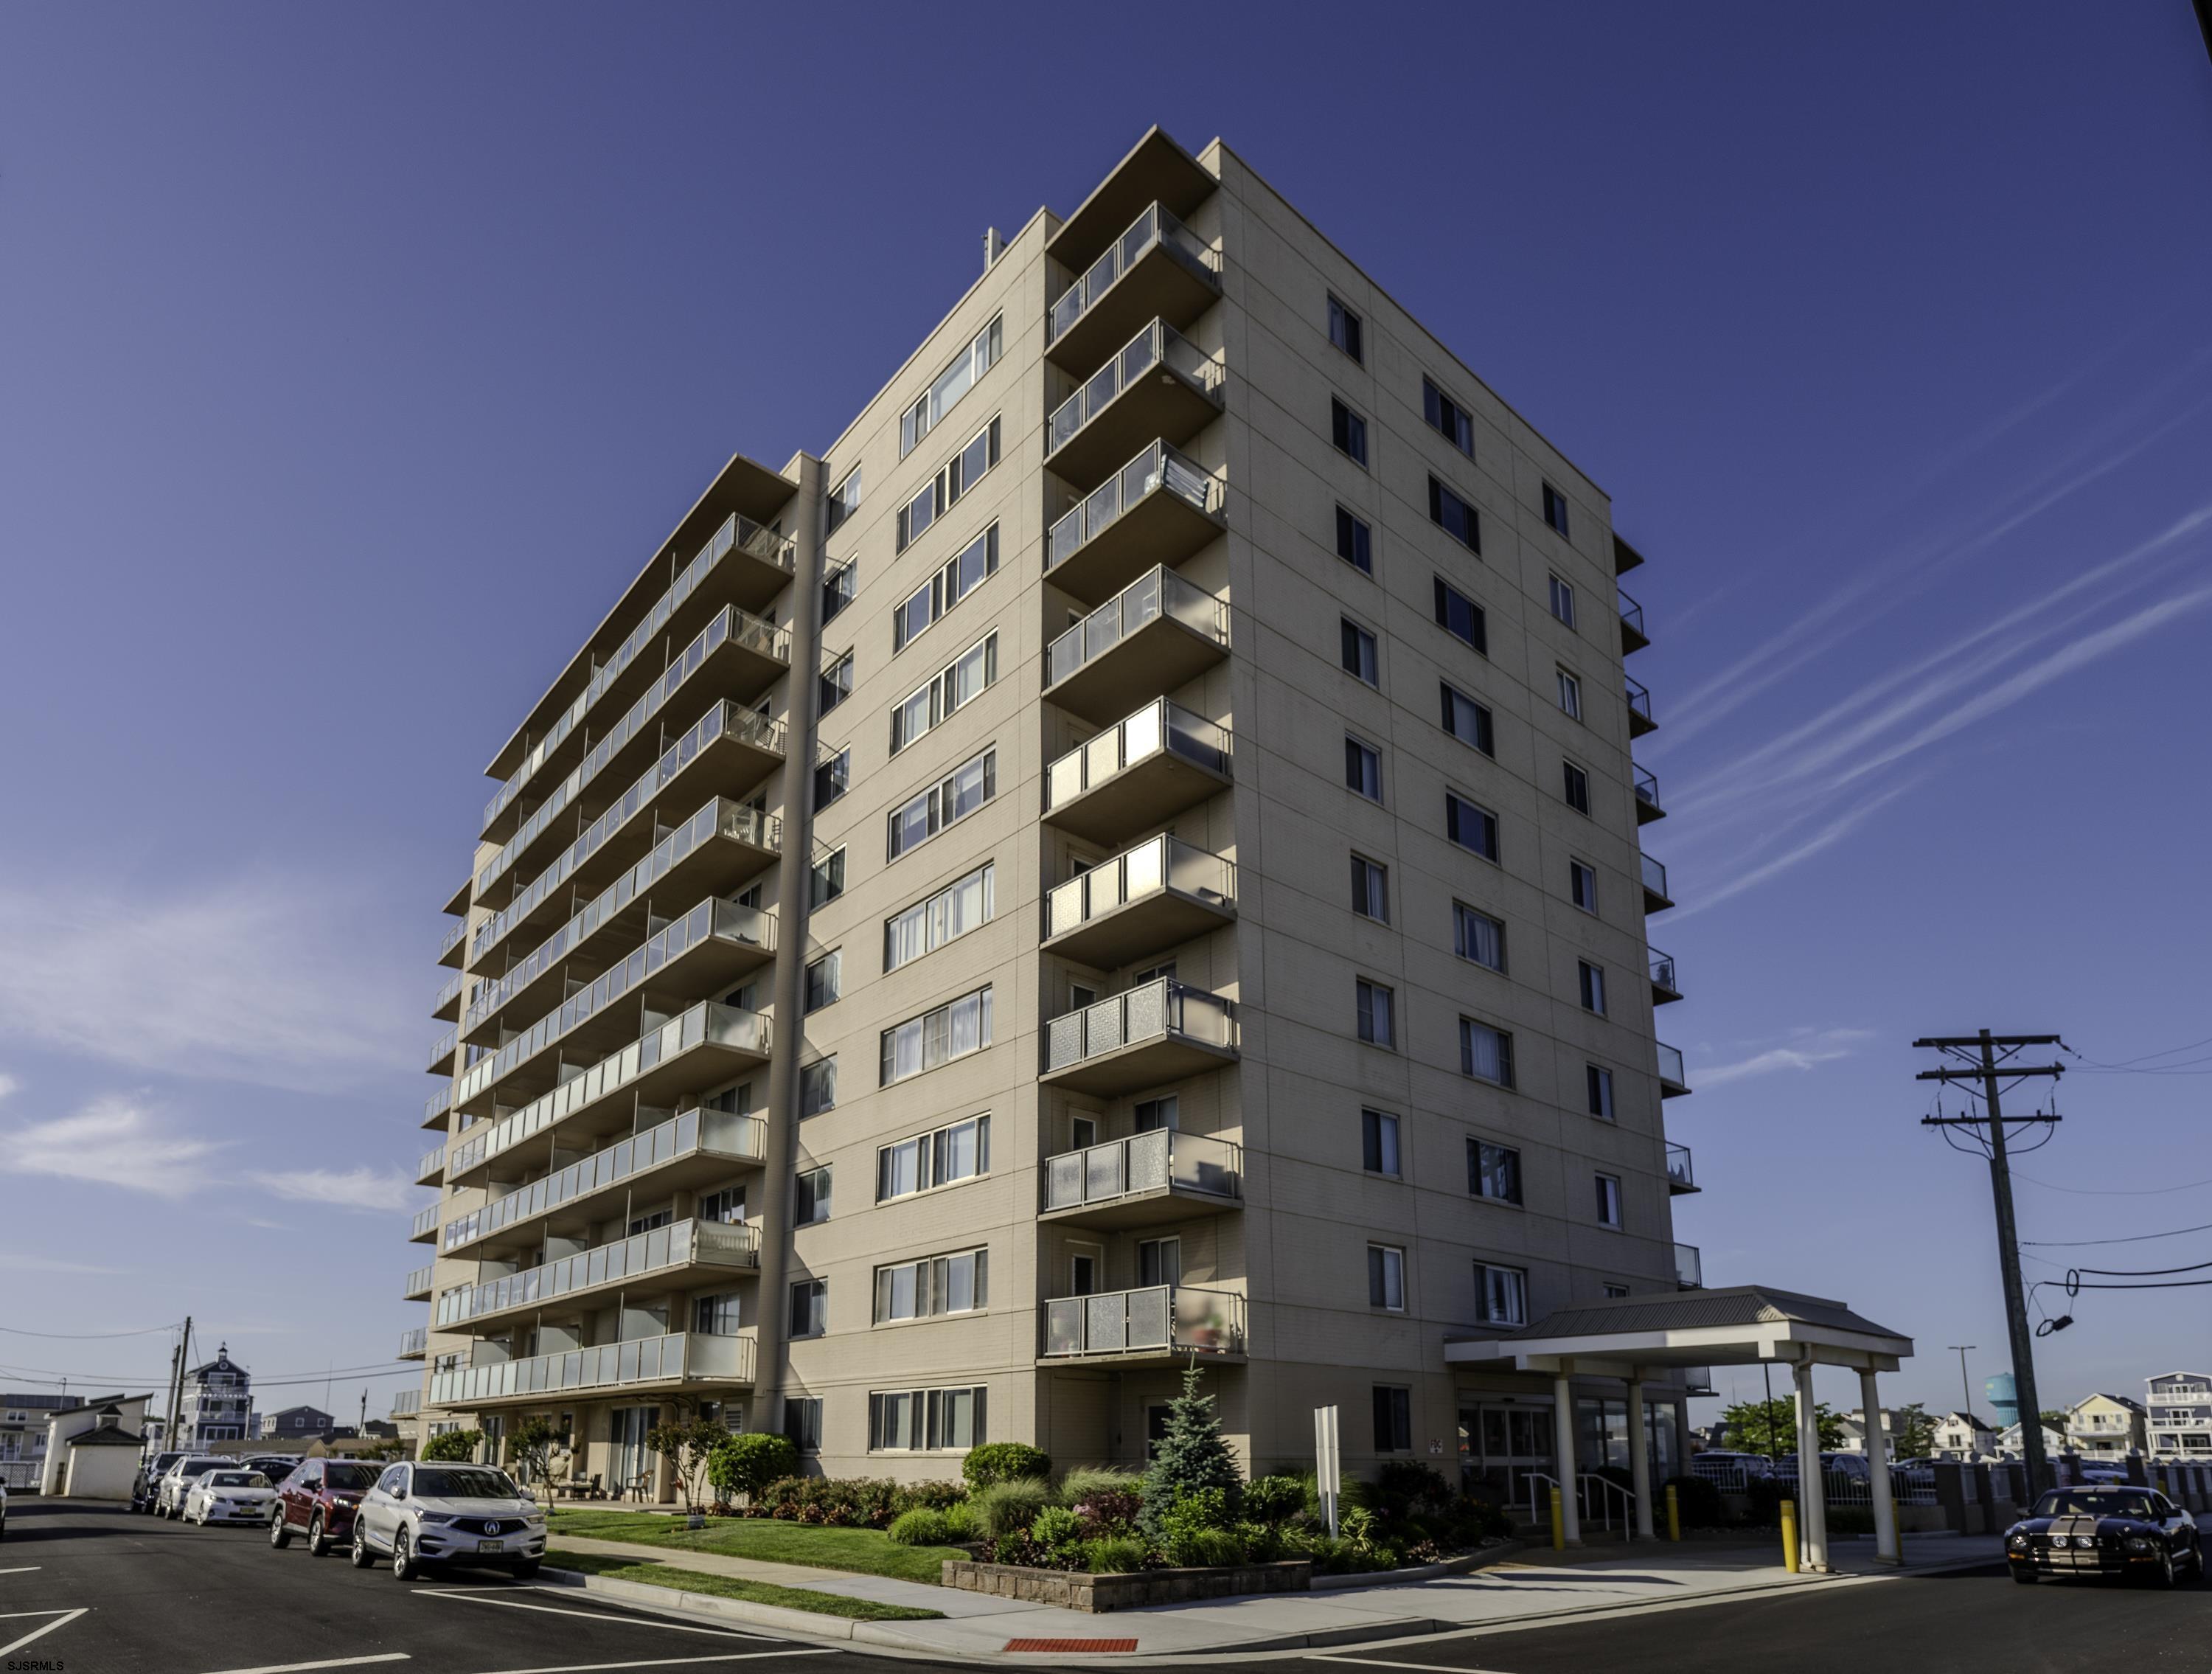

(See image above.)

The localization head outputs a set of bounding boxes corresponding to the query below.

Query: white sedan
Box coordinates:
[184,1469,278,1526]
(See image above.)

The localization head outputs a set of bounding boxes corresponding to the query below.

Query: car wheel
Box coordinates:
[2153,1547,2177,1589]
[307,1513,332,1558]
[390,1528,417,1583]
[269,1509,291,1549]
[349,1527,375,1569]
[2010,1564,2037,1585]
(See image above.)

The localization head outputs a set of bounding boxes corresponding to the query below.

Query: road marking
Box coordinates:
[467,1657,836,1673]
[0,1608,88,1659]
[415,1591,774,1638]
[1315,1659,1514,1673]
[0,1567,41,1575]
[194,1657,411,1674]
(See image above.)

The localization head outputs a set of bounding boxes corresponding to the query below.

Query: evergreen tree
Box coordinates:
[1139,1361,1241,1536]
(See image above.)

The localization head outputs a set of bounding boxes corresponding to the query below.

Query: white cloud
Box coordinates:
[248,1166,414,1215]
[0,1251,128,1275]
[1697,1029,1871,1088]
[0,1094,222,1198]
[0,1072,15,1100]
[1666,778,1921,923]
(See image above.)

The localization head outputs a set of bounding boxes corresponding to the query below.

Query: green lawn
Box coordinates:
[546,1550,942,1621]
[545,1508,964,1585]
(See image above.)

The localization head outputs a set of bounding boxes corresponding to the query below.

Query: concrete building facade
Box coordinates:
[403,130,1698,1500]
[2146,1372,2212,1459]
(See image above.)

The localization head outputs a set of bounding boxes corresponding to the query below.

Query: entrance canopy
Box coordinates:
[1444,1285,1913,1379]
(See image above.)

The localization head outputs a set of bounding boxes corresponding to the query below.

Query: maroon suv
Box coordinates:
[268,1459,382,1556]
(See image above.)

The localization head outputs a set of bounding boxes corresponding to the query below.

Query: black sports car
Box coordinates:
[2006,1486,2202,1587]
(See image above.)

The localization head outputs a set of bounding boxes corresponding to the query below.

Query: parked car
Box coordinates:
[131,1451,187,1513]
[2006,1485,2202,1587]
[184,1470,278,1527]
[1689,1451,1778,1482]
[349,1462,546,1581]
[244,1454,305,1482]
[2077,1462,2129,1484]
[156,1456,234,1519]
[268,1457,381,1557]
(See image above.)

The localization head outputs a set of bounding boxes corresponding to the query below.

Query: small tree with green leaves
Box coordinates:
[421,1428,483,1464]
[646,1418,728,1512]
[707,1431,799,1505]
[509,1415,559,1496]
[1889,1403,1936,1460]
[1138,1362,1241,1540]
[1721,1398,1844,1456]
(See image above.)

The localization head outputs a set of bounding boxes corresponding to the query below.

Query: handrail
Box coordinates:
[1045,565,1227,689]
[430,1330,755,1407]
[1046,319,1222,459]
[1048,201,1220,342]
[1525,1470,1639,1537]
[1048,440,1222,574]
[437,1215,759,1329]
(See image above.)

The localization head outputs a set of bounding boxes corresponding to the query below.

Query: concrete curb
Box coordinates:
[538,1566,906,1644]
[1310,1541,1525,1590]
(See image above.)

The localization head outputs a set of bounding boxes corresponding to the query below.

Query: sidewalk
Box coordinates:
[546,1530,2006,1659]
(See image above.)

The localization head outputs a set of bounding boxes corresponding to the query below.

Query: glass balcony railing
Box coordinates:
[423,1083,452,1125]
[452,898,771,1111]
[437,1216,758,1330]
[411,1204,440,1240]
[467,799,776,1034]
[1044,699,1231,814]
[1046,319,1222,459]
[1657,1041,1688,1091]
[1048,201,1221,343]
[1619,588,1647,644]
[398,1326,428,1358]
[1674,1243,1704,1289]
[470,712,783,964]
[1048,440,1222,575]
[1044,833,1234,942]
[1634,765,1663,817]
[1041,1285,1245,1359]
[417,1142,445,1181]
[427,1028,456,1072]
[1649,948,1678,993]
[448,1006,769,1184]
[1043,978,1235,1077]
[431,1330,754,1408]
[1046,566,1228,690]
[442,1109,760,1251]
[1666,1142,1695,1191]
[390,1389,422,1418]
[1641,852,1672,904]
[403,1263,434,1299]
[433,972,465,1015]
[438,920,467,962]
[1043,1128,1242,1215]
[484,511,794,836]
[475,605,787,898]
[1625,675,1654,728]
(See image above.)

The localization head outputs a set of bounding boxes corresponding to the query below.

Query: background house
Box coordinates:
[35,1395,152,1498]
[2066,1392,2148,1458]
[1,1393,78,1490]
[1834,1407,1903,1454]
[1930,1411,1997,1459]
[1997,1417,2066,1459]
[2144,1372,2212,1459]
[176,1344,251,1446]
[259,1404,336,1440]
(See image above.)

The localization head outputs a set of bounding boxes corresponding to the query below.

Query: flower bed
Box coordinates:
[943,1557,1312,1613]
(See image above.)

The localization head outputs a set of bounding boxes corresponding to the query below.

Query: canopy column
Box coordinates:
[1792,1359,1829,1572]
[1860,1366,1900,1565]
[1627,1377,1655,1539]
[1552,1371,1582,1546]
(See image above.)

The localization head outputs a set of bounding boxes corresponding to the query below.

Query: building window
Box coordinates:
[814,749,850,810]
[1446,792,1499,861]
[1562,760,1590,814]
[1422,378,1474,455]
[799,1057,837,1117]
[1454,903,1505,972]
[1356,979,1395,1048]
[1477,1263,1528,1326]
[1579,960,1607,1015]
[784,1396,824,1452]
[1596,1173,1623,1229]
[1603,1282,1630,1299]
[819,651,854,715]
[874,1247,989,1323]
[880,987,992,1086]
[1557,668,1583,720]
[891,631,997,754]
[1327,294,1363,362]
[1587,1064,1615,1120]
[805,951,842,1013]
[1543,482,1571,538]
[810,847,846,908]
[1331,397,1368,467]
[1570,859,1599,914]
[1372,1386,1413,1453]
[1340,618,1378,685]
[869,1385,984,1452]
[693,1292,742,1335]
[894,525,998,653]
[1469,1139,1523,1204]
[897,417,1002,552]
[1335,506,1373,574]
[1368,1243,1407,1310]
[1428,476,1480,552]
[888,747,997,861]
[822,560,858,625]
[1350,855,1389,922]
[1548,572,1576,627]
[1433,577,1486,652]
[794,1166,832,1225]
[826,467,863,537]
[1461,1018,1514,1086]
[1361,1108,1402,1176]
[900,315,1002,456]
[788,1279,827,1338]
[876,1114,990,1201]
[698,1184,745,1224]
[1439,682,1493,754]
[1345,736,1382,802]
[884,862,994,973]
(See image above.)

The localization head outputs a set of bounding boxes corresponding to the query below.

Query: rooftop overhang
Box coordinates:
[1047,127,1218,274]
[1445,1287,1913,1381]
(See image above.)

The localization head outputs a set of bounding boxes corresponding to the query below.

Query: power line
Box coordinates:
[2012,1171,2212,1196]
[0,1323,184,1340]
[2022,1220,2212,1248]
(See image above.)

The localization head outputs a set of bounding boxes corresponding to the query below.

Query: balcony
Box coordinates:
[1040,1285,1245,1366]
[446,1003,771,1189]
[1683,1366,1718,1397]
[437,1216,758,1335]
[453,899,774,1119]
[465,799,779,1042]
[1641,852,1674,914]
[1043,835,1235,970]
[1674,1243,1704,1291]
[1045,319,1223,491]
[442,1108,766,1260]
[1618,589,1649,654]
[1048,201,1221,372]
[483,518,795,843]
[416,1143,446,1187]
[1041,1129,1242,1230]
[1625,675,1656,738]
[437,919,467,971]
[426,1028,456,1075]
[403,1264,434,1302]
[1649,948,1682,1005]
[430,1330,755,1411]
[422,1083,453,1131]
[431,972,465,1024]
[409,1204,440,1244]
[1658,1041,1690,1098]
[1633,765,1665,824]
[1047,440,1225,609]
[1043,699,1231,847]
[398,1327,428,1361]
[1040,977,1237,1097]
[1613,532,1646,576]
[390,1390,422,1419]
[1666,1142,1698,1195]
[1045,566,1229,726]
[2151,1388,2212,1405]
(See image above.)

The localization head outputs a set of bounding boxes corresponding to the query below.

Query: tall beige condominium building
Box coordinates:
[405,128,1699,1501]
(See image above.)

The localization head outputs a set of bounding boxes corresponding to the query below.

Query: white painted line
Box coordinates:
[0,1608,87,1660]
[0,1566,42,1575]
[1315,1659,1512,1674]
[467,1656,835,1674]
[415,1590,771,1638]
[195,1656,411,1674]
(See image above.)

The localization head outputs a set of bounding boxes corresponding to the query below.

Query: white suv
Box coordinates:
[156,1456,234,1518]
[349,1461,545,1580]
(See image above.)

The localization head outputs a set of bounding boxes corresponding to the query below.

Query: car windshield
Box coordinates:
[180,1459,227,1477]
[324,1464,378,1490]
[208,1472,265,1487]
[412,1467,518,1498]
[2034,1490,2156,1518]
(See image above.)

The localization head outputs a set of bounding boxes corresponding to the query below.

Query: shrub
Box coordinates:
[940,1501,976,1540]
[1446,1497,1512,1543]
[707,1433,799,1503]
[1085,1535,1148,1574]
[973,1478,1053,1541]
[1028,1505,1085,1568]
[1232,1518,1285,1562]
[887,1508,948,1546]
[1374,1460,1453,1517]
[1178,1527,1246,1568]
[964,1442,1051,1488]
[421,1428,482,1463]
[901,1479,970,1511]
[1662,1473,1728,1529]
[1240,1475,1304,1524]
[1155,1487,1239,1566]
[1138,1366,1242,1538]
[1057,1466,1142,1507]
[749,1475,907,1527]
[992,1532,1030,1565]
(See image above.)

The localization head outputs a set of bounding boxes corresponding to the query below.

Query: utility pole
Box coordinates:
[1947,1345,1976,1419]
[1916,1030,2063,1493]
[167,1316,193,1448]
[161,1332,183,1448]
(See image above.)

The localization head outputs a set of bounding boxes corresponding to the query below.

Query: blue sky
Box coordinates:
[1,3,2206,1428]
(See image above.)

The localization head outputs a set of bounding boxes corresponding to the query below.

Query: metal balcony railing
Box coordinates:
[1666,1142,1695,1191]
[1046,566,1228,689]
[1634,765,1663,816]
[1042,978,1235,1077]
[1618,588,1647,642]
[403,1263,434,1299]
[437,1216,757,1330]
[1674,1243,1703,1289]
[1041,1285,1245,1358]
[1043,700,1230,813]
[430,1330,754,1408]
[399,1327,428,1358]
[423,1083,453,1125]
[1641,852,1671,904]
[410,1204,440,1240]
[417,1142,445,1181]
[390,1389,422,1418]
[1048,441,1222,575]
[1625,675,1654,726]
[427,1029,456,1072]
[1649,949,1678,992]
[1043,1128,1242,1215]
[437,920,467,962]
[432,972,464,1016]
[1657,1041,1688,1091]
[1048,201,1220,343]
[1043,834,1234,941]
[1046,319,1222,459]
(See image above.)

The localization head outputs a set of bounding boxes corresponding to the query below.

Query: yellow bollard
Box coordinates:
[1549,1484,1565,1551]
[1780,1498,1799,1574]
[1665,1482,1680,1541]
